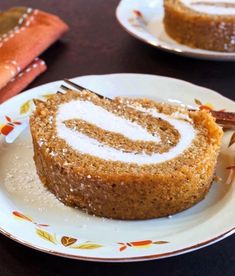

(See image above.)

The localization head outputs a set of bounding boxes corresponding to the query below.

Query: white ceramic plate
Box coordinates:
[0,73,234,262]
[116,0,235,61]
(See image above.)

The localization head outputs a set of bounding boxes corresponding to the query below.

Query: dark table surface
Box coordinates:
[1,0,235,275]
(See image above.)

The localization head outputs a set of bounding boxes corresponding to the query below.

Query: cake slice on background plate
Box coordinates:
[164,0,235,52]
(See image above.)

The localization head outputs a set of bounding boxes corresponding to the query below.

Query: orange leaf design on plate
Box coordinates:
[119,245,127,252]
[129,240,152,247]
[228,132,235,147]
[12,211,33,222]
[20,100,32,114]
[118,240,152,251]
[1,124,14,136]
[36,228,57,244]
[61,236,77,247]
[118,242,127,251]
[118,239,169,251]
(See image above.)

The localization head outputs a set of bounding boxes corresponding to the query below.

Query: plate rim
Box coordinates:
[116,0,235,61]
[1,73,234,108]
[0,225,234,262]
[0,73,234,262]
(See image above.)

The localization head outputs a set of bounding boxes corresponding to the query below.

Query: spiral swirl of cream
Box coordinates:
[56,100,196,165]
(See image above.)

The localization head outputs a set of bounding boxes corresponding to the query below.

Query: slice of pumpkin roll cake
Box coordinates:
[30,90,223,220]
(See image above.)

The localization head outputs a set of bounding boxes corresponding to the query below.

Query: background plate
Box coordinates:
[116,0,235,61]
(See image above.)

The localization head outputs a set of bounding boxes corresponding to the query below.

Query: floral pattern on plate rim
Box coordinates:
[0,94,54,142]
[0,115,22,136]
[12,211,168,251]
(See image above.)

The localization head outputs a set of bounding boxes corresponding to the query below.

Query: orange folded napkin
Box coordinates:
[0,7,69,103]
[0,58,47,103]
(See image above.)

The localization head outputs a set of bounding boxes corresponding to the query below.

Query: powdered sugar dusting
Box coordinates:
[3,149,64,210]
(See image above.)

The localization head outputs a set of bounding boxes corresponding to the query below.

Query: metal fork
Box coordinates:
[60,79,112,100]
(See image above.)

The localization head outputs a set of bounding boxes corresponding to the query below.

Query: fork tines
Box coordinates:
[62,78,111,100]
[64,78,91,92]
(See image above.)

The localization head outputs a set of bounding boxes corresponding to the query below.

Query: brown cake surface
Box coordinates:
[30,90,223,220]
[164,0,235,52]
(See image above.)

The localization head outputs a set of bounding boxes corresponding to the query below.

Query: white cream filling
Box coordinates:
[181,0,235,15]
[57,100,160,143]
[56,100,196,165]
